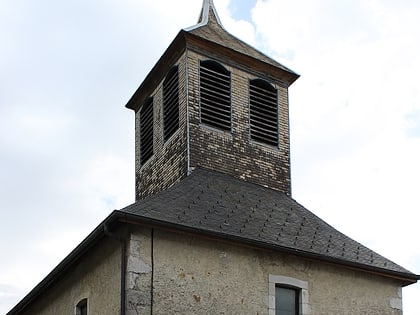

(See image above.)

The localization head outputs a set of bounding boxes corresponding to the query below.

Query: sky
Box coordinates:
[0,0,419,313]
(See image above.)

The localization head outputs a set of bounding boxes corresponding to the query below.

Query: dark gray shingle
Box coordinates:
[122,168,414,277]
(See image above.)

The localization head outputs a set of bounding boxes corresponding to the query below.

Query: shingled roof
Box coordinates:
[122,167,418,283]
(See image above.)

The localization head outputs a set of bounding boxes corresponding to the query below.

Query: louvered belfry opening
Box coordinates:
[140,97,154,165]
[163,65,179,141]
[249,79,278,147]
[199,60,231,131]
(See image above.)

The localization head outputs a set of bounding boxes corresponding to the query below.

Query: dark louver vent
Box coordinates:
[163,66,179,141]
[140,97,154,165]
[199,60,231,131]
[249,79,278,147]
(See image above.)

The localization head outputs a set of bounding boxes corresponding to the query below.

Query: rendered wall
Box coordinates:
[19,237,121,315]
[130,227,403,315]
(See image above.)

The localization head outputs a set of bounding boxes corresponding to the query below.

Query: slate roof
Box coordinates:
[122,168,417,281]
[125,0,299,111]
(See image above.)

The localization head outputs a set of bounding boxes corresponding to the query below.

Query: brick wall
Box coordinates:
[187,50,291,194]
[135,54,188,201]
[135,50,292,200]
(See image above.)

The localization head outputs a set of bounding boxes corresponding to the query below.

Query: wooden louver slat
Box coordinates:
[140,97,154,165]
[163,66,179,142]
[250,79,278,147]
[199,60,231,131]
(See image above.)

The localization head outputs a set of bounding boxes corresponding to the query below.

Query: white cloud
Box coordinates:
[1,0,419,314]
[248,1,420,314]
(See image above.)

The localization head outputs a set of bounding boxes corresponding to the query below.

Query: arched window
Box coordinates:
[76,298,88,315]
[199,60,231,131]
[140,97,154,165]
[163,65,179,141]
[249,79,278,146]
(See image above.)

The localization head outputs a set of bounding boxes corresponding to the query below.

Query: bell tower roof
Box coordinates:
[185,0,225,31]
[126,0,299,112]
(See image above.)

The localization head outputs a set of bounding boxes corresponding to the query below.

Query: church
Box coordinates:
[8,1,419,314]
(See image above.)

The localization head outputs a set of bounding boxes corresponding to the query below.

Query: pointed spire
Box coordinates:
[184,0,225,31]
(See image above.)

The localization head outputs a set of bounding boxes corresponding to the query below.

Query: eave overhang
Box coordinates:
[7,209,419,315]
[116,210,420,286]
[125,30,299,112]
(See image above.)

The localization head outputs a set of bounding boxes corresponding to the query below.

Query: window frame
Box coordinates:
[268,275,310,315]
[199,59,232,132]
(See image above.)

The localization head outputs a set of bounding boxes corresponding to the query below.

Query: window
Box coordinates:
[276,286,299,315]
[140,97,154,165]
[76,298,87,315]
[269,275,310,315]
[249,79,278,146]
[163,65,179,141]
[199,60,231,131]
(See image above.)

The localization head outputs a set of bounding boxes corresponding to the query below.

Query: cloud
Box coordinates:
[1,0,419,314]
[248,1,420,314]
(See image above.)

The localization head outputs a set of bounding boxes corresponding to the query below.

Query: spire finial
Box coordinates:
[185,0,224,31]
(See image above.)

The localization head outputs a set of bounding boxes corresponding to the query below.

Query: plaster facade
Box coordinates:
[127,227,403,315]
[13,227,404,315]
[19,238,121,315]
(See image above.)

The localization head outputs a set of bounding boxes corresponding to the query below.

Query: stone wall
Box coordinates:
[131,227,403,315]
[19,227,403,314]
[126,229,153,315]
[135,54,188,201]
[19,237,121,315]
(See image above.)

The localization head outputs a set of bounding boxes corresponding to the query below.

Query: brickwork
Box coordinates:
[135,50,292,200]
[135,54,188,201]
[187,50,291,194]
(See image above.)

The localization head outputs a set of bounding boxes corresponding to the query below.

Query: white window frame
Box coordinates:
[268,274,310,315]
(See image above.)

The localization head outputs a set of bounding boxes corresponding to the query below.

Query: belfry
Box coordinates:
[126,0,299,200]
[8,1,418,314]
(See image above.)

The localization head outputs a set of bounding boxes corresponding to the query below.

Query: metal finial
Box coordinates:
[184,0,224,31]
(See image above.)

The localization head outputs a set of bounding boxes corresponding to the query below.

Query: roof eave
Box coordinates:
[8,209,419,314]
[125,30,187,111]
[184,32,300,87]
[116,210,420,286]
[6,211,121,315]
[125,27,300,112]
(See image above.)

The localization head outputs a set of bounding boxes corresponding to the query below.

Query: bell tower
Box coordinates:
[126,0,299,201]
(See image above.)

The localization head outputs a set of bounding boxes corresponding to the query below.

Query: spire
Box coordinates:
[184,0,225,31]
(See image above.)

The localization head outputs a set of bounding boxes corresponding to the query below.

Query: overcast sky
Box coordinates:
[1,0,419,313]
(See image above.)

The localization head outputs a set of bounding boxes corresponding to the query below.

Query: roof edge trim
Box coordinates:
[116,211,420,285]
[6,211,121,315]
